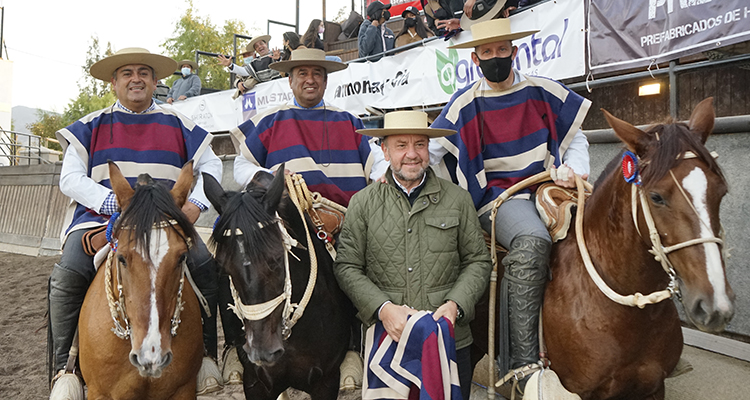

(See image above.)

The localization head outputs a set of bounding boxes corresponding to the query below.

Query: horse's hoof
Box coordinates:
[196,356,224,395]
[49,371,84,400]
[222,347,244,385]
[339,350,363,390]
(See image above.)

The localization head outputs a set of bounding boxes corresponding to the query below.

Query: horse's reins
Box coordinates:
[104,217,209,340]
[226,174,322,340]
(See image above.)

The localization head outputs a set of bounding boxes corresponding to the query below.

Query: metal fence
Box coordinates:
[0,129,60,166]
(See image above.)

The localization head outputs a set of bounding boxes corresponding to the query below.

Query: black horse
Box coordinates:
[203,168,354,400]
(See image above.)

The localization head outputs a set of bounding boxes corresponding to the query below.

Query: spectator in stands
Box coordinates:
[358,1,395,61]
[395,6,434,48]
[302,19,326,51]
[217,35,282,98]
[167,60,201,104]
[281,31,305,61]
[422,0,464,36]
[500,0,543,18]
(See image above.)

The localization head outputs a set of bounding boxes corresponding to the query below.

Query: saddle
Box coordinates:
[81,225,108,256]
[535,183,591,242]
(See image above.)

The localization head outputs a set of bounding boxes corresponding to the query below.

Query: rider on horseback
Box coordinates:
[430,18,591,393]
[49,48,224,397]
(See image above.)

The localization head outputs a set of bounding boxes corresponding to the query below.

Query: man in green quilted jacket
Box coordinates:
[334,110,491,400]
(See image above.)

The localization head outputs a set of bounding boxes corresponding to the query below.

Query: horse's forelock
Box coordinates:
[639,122,725,189]
[115,181,197,260]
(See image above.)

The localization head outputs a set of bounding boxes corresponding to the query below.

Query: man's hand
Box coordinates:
[217,54,232,67]
[271,48,281,61]
[272,168,293,176]
[436,18,461,32]
[371,19,380,27]
[181,202,201,224]
[166,97,174,104]
[238,82,247,93]
[380,303,416,342]
[433,300,458,326]
[501,6,517,18]
[463,0,477,18]
[178,95,187,101]
[550,164,588,189]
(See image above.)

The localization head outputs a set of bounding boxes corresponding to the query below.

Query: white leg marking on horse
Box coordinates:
[682,168,731,311]
[141,229,169,364]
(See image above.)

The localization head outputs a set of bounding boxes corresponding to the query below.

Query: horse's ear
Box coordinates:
[688,97,715,144]
[170,160,195,208]
[203,172,227,215]
[261,163,286,215]
[602,108,647,155]
[108,161,134,210]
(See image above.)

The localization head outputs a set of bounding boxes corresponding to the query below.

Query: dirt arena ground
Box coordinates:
[1,251,749,399]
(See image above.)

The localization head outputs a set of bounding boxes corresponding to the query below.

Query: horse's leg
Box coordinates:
[308,371,340,400]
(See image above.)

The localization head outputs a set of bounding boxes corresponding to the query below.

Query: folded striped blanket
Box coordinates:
[363,311,462,400]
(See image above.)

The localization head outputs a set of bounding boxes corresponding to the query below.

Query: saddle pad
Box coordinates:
[535,183,590,243]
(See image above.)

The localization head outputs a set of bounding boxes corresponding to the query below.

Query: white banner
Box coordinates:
[172,0,585,131]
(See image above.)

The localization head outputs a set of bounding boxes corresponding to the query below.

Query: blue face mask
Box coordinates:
[244,57,252,65]
[181,67,192,76]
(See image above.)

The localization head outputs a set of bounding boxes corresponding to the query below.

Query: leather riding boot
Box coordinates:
[502,235,551,389]
[49,264,90,372]
[190,255,219,359]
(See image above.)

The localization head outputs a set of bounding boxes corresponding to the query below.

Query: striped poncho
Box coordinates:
[231,101,375,207]
[56,104,213,240]
[432,75,591,215]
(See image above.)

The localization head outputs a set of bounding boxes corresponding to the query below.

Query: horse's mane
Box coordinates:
[209,185,284,266]
[114,174,198,260]
[594,120,725,190]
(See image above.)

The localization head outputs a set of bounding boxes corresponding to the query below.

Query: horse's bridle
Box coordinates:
[104,217,201,340]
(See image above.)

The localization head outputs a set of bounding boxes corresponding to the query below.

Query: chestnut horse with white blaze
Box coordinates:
[472,98,734,400]
[77,161,203,399]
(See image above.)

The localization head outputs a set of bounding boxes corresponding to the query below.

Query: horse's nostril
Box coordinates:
[270,348,284,361]
[161,351,173,368]
[129,352,140,368]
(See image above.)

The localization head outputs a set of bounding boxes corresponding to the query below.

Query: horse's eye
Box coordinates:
[117,255,127,267]
[649,192,666,206]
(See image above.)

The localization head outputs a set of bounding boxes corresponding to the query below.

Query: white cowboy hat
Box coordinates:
[449,17,538,49]
[460,0,507,30]
[246,35,271,54]
[90,47,177,81]
[270,48,348,74]
[177,59,198,71]
[357,110,455,138]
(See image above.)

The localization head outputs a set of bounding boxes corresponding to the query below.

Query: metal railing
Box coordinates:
[0,129,60,166]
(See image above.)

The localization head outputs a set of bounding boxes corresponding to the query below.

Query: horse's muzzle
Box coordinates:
[130,350,173,378]
[684,288,735,333]
[244,342,284,366]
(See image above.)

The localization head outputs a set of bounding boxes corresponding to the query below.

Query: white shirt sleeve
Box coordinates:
[561,128,590,177]
[189,146,223,210]
[227,63,251,77]
[429,138,449,165]
[59,145,113,213]
[369,141,389,180]
[233,152,273,188]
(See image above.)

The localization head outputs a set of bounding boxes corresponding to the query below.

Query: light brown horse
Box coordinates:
[543,98,735,399]
[78,161,203,399]
[472,98,735,400]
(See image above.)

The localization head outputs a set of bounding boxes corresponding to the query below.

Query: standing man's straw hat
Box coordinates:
[357,110,455,138]
[270,48,348,74]
[90,47,177,81]
[449,18,538,49]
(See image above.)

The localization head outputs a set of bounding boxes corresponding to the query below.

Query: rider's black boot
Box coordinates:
[49,264,90,373]
[501,235,551,391]
[189,251,219,359]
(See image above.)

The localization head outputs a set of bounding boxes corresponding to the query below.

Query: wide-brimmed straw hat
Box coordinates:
[270,48,348,74]
[177,59,198,70]
[246,35,271,54]
[90,47,177,81]
[459,0,507,30]
[449,18,538,49]
[357,110,455,138]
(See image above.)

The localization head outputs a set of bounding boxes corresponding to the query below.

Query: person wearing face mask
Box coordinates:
[358,1,395,61]
[430,18,591,397]
[217,35,282,98]
[302,19,326,51]
[395,6,434,48]
[166,60,202,104]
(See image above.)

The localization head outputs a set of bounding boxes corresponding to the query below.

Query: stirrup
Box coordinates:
[339,350,363,390]
[221,347,243,385]
[196,356,224,395]
[49,370,84,400]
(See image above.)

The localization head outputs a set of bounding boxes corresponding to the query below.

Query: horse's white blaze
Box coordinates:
[141,229,169,363]
[682,168,731,311]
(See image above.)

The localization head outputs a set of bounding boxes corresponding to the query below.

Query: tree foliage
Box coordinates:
[162,0,249,91]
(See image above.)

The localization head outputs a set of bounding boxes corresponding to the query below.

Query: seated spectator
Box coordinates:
[153,79,170,104]
[422,0,464,35]
[167,60,201,104]
[217,35,282,98]
[461,0,508,28]
[302,19,326,51]
[358,1,395,61]
[281,31,305,61]
[395,6,434,48]
[500,0,543,18]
